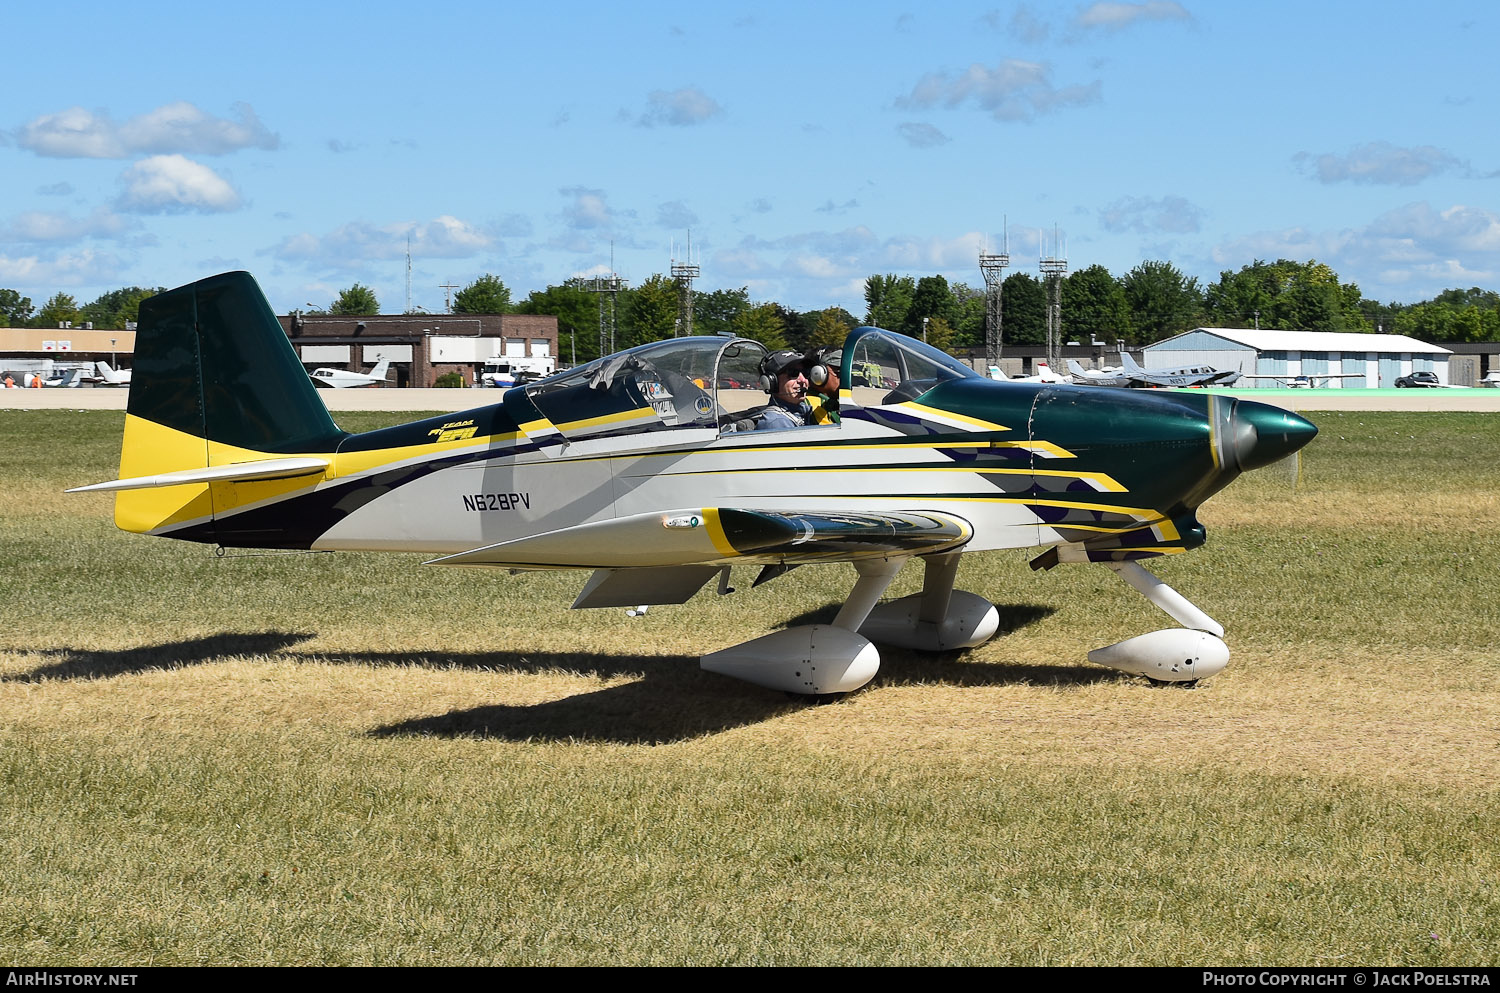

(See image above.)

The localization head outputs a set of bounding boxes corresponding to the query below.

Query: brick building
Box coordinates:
[276,312,559,388]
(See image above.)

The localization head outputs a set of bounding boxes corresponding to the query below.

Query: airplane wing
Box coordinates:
[424,507,973,570]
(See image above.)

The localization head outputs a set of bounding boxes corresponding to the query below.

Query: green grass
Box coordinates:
[0,409,1496,965]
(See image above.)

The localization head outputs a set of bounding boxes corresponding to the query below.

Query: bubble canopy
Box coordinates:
[521,328,980,440]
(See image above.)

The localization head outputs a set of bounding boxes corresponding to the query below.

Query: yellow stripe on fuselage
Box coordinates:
[700,508,740,559]
[552,407,658,434]
[668,464,1126,491]
[887,401,1010,433]
[332,431,523,479]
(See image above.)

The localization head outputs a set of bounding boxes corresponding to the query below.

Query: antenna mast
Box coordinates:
[588,242,627,356]
[670,231,700,337]
[1038,224,1068,373]
[978,217,1010,367]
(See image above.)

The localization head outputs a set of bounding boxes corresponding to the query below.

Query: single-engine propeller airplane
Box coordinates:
[309,357,391,388]
[71,272,1317,696]
[1118,351,1242,388]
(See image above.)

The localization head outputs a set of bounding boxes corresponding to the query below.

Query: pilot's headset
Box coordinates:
[759,350,805,393]
[802,347,834,389]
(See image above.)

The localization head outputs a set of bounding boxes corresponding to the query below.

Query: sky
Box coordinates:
[3,1,1497,319]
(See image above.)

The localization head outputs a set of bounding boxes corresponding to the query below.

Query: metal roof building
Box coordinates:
[1143,328,1454,387]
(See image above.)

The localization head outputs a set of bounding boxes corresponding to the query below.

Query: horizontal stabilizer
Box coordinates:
[67,457,329,493]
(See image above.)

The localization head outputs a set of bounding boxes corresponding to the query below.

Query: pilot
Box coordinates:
[751,349,813,431]
[804,347,841,425]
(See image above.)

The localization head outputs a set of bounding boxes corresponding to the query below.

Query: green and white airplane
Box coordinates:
[72,272,1316,696]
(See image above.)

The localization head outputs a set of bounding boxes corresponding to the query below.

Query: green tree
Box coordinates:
[923,315,956,354]
[905,275,959,340]
[0,289,34,327]
[864,274,914,330]
[1121,261,1201,343]
[622,274,678,346]
[806,308,857,350]
[998,272,1045,346]
[1204,259,1371,333]
[732,302,788,351]
[1061,265,1129,344]
[452,274,513,314]
[694,287,750,336]
[331,284,379,315]
[34,292,80,329]
[518,279,602,364]
[79,286,160,330]
[950,282,987,348]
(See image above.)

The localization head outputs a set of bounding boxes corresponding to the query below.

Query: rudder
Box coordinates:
[116,271,345,534]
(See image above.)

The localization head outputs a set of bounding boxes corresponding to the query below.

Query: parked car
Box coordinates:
[1395,371,1440,388]
[1480,371,1500,388]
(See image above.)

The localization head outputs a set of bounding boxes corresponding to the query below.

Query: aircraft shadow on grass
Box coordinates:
[3,632,316,683]
[9,604,1115,745]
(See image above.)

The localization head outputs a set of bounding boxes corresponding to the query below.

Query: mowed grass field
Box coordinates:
[1,408,1496,966]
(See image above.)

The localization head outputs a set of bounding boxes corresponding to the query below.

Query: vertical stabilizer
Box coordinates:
[116,271,346,534]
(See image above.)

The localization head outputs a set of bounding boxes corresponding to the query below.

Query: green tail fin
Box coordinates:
[130,271,344,453]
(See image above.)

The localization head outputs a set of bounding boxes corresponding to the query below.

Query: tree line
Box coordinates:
[7,258,1498,363]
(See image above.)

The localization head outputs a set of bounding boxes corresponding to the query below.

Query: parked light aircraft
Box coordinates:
[1239,372,1362,388]
[988,361,1067,384]
[43,368,83,388]
[94,360,132,386]
[309,357,391,388]
[1118,352,1242,388]
[1065,359,1131,387]
[71,272,1317,695]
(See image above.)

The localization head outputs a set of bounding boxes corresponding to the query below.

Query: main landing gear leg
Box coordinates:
[1087,560,1229,684]
[699,558,906,696]
[857,552,1001,651]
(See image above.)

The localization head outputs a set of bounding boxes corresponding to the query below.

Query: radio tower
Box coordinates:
[588,242,627,356]
[670,232,700,337]
[1039,226,1068,373]
[978,223,1010,367]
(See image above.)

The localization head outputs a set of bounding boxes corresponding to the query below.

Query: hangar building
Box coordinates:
[1143,328,1454,387]
[276,312,559,388]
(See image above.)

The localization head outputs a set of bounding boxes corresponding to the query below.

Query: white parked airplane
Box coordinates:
[1115,352,1241,388]
[94,361,132,386]
[1065,359,1131,387]
[309,358,391,389]
[988,361,1067,384]
[1239,372,1363,388]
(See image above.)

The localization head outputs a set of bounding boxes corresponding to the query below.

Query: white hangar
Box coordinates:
[1143,328,1453,387]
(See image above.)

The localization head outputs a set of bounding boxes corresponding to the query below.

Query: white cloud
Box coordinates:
[0,247,127,287]
[1099,194,1204,234]
[1211,202,1500,301]
[273,215,493,262]
[18,102,277,158]
[656,200,698,229]
[897,122,951,148]
[898,59,1101,122]
[638,87,723,127]
[559,186,617,229]
[1295,141,1461,186]
[116,155,242,213]
[1004,5,1051,42]
[882,231,990,269]
[1072,2,1192,33]
[791,255,847,278]
[2,207,135,243]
